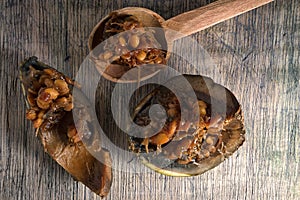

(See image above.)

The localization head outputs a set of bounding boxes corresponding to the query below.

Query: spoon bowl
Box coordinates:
[89,7,166,51]
[88,0,274,83]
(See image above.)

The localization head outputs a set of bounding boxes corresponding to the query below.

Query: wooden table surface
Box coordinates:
[1,0,299,199]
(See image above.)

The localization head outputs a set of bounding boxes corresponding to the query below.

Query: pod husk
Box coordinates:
[19,57,112,197]
[130,74,245,176]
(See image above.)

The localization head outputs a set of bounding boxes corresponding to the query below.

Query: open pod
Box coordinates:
[19,57,112,197]
[129,74,245,176]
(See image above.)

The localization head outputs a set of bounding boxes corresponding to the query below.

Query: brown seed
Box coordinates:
[44,88,59,100]
[37,110,45,119]
[44,78,54,87]
[200,107,206,116]
[64,102,73,111]
[37,93,51,109]
[31,106,40,111]
[38,74,50,84]
[136,51,147,61]
[198,100,207,108]
[208,145,216,153]
[154,57,163,64]
[26,109,37,120]
[72,135,82,143]
[111,56,120,61]
[53,97,69,110]
[64,95,73,111]
[103,52,113,60]
[54,79,69,96]
[129,34,140,48]
[67,124,82,143]
[205,136,214,145]
[230,130,242,139]
[55,97,68,106]
[197,154,205,161]
[121,52,131,60]
[43,68,56,77]
[202,149,210,158]
[224,119,243,130]
[198,101,207,116]
[97,53,104,60]
[121,48,129,55]
[67,125,77,138]
[118,36,126,46]
[36,87,58,109]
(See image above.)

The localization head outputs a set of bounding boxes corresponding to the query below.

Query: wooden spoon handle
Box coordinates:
[163,0,274,41]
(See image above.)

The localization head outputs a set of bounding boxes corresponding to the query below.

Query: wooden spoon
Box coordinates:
[88,0,274,83]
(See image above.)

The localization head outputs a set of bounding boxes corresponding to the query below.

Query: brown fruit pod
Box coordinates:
[19,57,112,197]
[129,74,245,176]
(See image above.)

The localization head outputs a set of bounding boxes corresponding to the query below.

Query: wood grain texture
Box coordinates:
[164,0,274,41]
[0,0,299,200]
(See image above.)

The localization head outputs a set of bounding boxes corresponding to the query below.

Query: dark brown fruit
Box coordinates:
[19,56,112,197]
[129,74,245,176]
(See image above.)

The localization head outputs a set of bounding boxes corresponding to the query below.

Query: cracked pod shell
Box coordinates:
[19,57,112,197]
[129,74,245,176]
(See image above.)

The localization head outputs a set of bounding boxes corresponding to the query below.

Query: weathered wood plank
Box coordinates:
[0,0,299,199]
